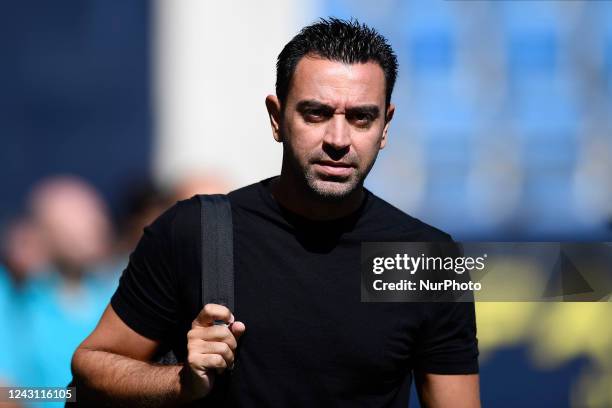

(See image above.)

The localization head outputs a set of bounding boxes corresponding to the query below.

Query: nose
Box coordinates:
[322,114,351,153]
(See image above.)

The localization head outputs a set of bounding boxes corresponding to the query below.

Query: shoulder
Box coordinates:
[227,180,265,208]
[132,196,201,257]
[366,192,453,242]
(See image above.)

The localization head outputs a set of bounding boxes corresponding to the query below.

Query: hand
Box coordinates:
[182,303,246,400]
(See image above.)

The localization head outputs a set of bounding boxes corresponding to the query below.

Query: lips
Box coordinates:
[313,161,354,177]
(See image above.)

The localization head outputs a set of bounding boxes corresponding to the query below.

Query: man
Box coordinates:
[71,18,480,407]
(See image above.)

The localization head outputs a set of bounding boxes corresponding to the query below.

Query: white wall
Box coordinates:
[152,0,318,190]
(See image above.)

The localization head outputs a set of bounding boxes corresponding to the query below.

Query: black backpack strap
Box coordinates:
[198,194,234,311]
[153,195,233,366]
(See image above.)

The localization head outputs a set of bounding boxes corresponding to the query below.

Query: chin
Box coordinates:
[307,177,360,201]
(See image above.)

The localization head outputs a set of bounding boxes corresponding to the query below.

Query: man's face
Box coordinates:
[271,56,394,200]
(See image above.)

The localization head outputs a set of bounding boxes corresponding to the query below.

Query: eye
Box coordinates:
[304,109,328,123]
[348,112,373,127]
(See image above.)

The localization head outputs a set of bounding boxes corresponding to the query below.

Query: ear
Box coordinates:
[265,95,283,142]
[380,103,395,150]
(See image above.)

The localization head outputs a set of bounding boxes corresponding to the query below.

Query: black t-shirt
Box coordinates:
[111,177,478,407]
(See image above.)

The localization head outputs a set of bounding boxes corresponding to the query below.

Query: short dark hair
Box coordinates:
[276,18,398,108]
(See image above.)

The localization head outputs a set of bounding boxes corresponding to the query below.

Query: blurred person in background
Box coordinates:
[0,217,51,394]
[0,261,26,408]
[113,179,171,263]
[27,176,112,285]
[169,172,231,202]
[4,176,116,401]
[1,217,50,287]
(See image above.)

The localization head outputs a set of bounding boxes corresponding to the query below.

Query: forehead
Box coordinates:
[288,56,386,107]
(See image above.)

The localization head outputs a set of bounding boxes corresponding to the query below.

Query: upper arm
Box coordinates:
[416,373,480,408]
[412,300,480,407]
[77,303,160,361]
[414,302,479,374]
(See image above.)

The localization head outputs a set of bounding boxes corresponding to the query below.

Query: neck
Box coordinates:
[270,171,365,221]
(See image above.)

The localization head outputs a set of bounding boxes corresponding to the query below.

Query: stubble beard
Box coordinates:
[303,164,362,201]
[297,146,379,202]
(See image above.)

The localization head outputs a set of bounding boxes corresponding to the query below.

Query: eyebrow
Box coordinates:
[296,100,381,118]
[296,100,334,114]
[346,105,380,119]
